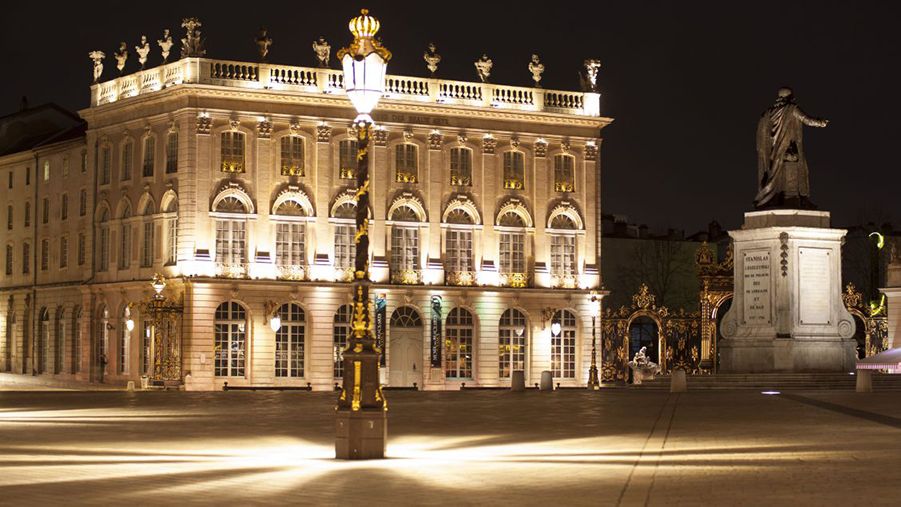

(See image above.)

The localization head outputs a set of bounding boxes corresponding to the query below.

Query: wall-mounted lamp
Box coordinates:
[550,320,562,337]
[125,306,135,332]
[265,300,281,332]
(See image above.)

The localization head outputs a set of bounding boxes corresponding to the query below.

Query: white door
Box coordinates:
[389,328,423,387]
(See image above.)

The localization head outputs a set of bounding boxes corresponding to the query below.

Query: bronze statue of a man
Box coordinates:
[754,87,828,209]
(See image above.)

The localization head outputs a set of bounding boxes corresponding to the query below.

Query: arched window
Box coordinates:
[390,206,420,284]
[333,202,356,274]
[339,139,357,179]
[549,212,579,282]
[121,140,133,181]
[395,144,418,183]
[142,136,155,178]
[99,208,110,271]
[275,303,305,378]
[554,154,575,192]
[551,309,576,379]
[71,306,82,374]
[119,306,131,375]
[503,151,524,190]
[214,196,247,273]
[98,306,109,376]
[391,306,423,327]
[445,209,474,281]
[4,297,12,371]
[220,131,246,173]
[499,309,527,379]
[274,200,307,274]
[118,203,132,270]
[333,304,353,378]
[140,317,151,376]
[54,307,64,374]
[214,302,247,377]
[164,198,178,265]
[100,146,111,185]
[498,212,526,276]
[445,308,474,379]
[280,136,305,176]
[38,308,49,374]
[450,147,472,186]
[141,201,155,268]
[165,131,178,173]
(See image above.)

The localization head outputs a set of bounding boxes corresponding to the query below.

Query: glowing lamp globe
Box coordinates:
[590,296,601,318]
[270,314,282,332]
[551,321,562,337]
[339,9,392,121]
[126,318,135,332]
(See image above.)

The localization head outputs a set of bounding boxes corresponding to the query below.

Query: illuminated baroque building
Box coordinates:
[0,24,611,390]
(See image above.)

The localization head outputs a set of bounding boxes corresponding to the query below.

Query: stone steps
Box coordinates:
[629,373,901,391]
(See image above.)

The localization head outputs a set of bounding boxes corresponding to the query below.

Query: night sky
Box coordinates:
[2,1,898,232]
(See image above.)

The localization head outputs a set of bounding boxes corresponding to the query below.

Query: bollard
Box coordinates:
[511,370,526,391]
[670,369,687,393]
[126,380,135,392]
[856,369,873,393]
[540,371,553,391]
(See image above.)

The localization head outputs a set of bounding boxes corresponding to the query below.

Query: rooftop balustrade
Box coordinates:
[91,58,600,117]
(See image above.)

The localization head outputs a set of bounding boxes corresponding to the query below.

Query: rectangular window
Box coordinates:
[81,150,87,174]
[166,218,177,265]
[450,148,472,186]
[276,222,305,267]
[61,194,68,221]
[6,206,11,230]
[99,227,109,271]
[7,170,12,189]
[24,202,30,227]
[215,220,246,265]
[42,198,49,224]
[280,136,305,176]
[275,319,305,378]
[119,224,131,269]
[390,226,419,273]
[5,245,12,275]
[62,157,69,178]
[395,144,418,183]
[41,239,49,271]
[101,147,111,185]
[499,232,525,273]
[78,233,86,266]
[550,235,576,277]
[339,139,357,179]
[142,137,155,177]
[79,189,87,217]
[165,132,178,173]
[445,229,473,272]
[554,155,575,192]
[503,151,525,190]
[43,160,50,181]
[25,166,31,186]
[60,236,68,269]
[22,243,29,273]
[141,221,154,267]
[220,132,246,173]
[141,321,151,375]
[551,312,577,379]
[121,142,133,180]
[334,224,354,271]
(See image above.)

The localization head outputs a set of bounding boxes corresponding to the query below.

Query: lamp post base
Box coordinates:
[587,365,600,390]
[336,409,387,459]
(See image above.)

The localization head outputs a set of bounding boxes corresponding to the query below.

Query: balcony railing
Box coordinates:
[91,58,600,117]
[446,270,476,286]
[276,264,307,281]
[499,272,529,288]
[390,269,422,285]
[216,262,248,279]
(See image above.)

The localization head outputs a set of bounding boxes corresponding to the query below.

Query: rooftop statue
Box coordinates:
[312,36,330,68]
[423,43,441,76]
[256,27,272,62]
[528,54,545,88]
[135,35,150,70]
[180,17,206,58]
[157,29,173,63]
[474,54,492,83]
[88,50,105,83]
[754,87,829,209]
[114,42,128,74]
[580,59,601,92]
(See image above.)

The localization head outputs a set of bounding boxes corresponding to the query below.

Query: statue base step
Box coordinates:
[719,336,857,373]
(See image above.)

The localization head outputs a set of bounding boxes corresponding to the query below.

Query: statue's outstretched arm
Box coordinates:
[794,107,829,128]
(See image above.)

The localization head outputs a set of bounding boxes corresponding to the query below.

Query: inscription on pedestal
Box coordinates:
[799,247,830,325]
[742,250,771,325]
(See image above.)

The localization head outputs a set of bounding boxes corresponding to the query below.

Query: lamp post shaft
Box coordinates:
[588,314,600,389]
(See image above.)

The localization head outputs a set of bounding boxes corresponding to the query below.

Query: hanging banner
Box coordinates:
[375,294,387,367]
[430,296,442,367]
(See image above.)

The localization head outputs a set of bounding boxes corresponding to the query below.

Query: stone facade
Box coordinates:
[0,55,612,390]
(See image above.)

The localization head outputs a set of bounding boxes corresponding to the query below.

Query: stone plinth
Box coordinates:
[335,409,387,459]
[720,210,857,372]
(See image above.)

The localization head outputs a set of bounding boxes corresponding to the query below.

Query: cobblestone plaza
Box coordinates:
[1,379,900,505]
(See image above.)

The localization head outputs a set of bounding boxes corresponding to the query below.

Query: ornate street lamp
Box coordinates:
[588,294,601,390]
[335,8,391,460]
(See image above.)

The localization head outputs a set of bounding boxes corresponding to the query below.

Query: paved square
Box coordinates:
[1,387,900,506]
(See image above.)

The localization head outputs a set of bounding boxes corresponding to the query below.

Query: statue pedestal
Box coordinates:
[720,210,857,372]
